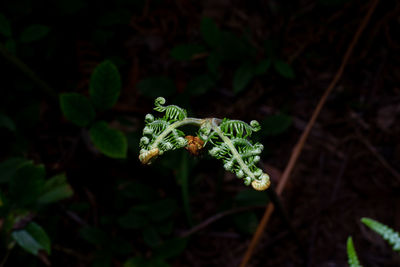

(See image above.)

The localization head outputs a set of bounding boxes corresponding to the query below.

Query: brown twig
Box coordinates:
[239,0,380,266]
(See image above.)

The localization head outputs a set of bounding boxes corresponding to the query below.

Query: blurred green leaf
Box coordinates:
[0,13,12,37]
[0,158,32,183]
[170,44,205,61]
[147,199,177,222]
[207,52,221,75]
[234,189,269,207]
[233,63,256,94]
[261,114,292,136]
[137,76,176,98]
[37,173,73,205]
[5,39,16,54]
[233,211,258,234]
[110,237,133,255]
[20,24,50,43]
[155,220,174,236]
[201,17,220,47]
[60,93,95,127]
[118,210,148,229]
[154,238,187,259]
[80,227,108,246]
[56,0,87,14]
[255,59,272,75]
[89,121,127,159]
[90,60,121,110]
[274,60,295,79]
[0,113,16,132]
[143,227,161,248]
[186,74,214,96]
[12,222,51,255]
[119,181,157,200]
[218,31,256,61]
[10,163,45,207]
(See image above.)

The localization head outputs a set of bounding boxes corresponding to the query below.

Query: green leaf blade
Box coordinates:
[10,163,46,207]
[12,222,51,256]
[89,60,122,110]
[0,157,32,183]
[60,93,95,127]
[170,44,205,61]
[347,236,362,267]
[89,121,127,159]
[37,173,74,205]
[274,60,295,79]
[201,17,220,47]
[20,24,50,43]
[233,63,256,94]
[0,13,12,37]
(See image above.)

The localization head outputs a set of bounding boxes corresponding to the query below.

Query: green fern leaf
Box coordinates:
[361,217,400,252]
[347,236,362,267]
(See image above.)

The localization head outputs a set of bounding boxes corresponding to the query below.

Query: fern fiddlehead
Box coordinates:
[139,97,270,190]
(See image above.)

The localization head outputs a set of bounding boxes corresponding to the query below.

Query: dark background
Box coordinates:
[0,0,400,266]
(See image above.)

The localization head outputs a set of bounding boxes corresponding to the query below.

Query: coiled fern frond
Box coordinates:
[138,97,270,190]
[361,217,400,252]
[347,236,362,267]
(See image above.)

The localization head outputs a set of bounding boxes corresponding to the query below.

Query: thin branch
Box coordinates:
[240,0,380,266]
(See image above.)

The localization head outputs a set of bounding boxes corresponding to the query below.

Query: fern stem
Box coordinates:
[150,117,205,149]
[211,118,255,180]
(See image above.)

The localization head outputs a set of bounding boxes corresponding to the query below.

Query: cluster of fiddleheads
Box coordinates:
[139,97,270,190]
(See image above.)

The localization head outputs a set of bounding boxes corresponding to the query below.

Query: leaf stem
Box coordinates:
[150,117,205,149]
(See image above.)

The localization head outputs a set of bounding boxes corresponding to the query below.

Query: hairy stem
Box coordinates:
[150,117,205,149]
[211,118,255,180]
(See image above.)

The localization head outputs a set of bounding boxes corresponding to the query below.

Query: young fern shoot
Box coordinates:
[139,97,270,191]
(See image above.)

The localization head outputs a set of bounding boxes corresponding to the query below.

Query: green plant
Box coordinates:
[138,97,270,191]
[346,217,400,266]
[59,60,127,159]
[0,158,73,262]
[361,217,400,252]
[347,236,362,267]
